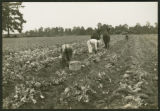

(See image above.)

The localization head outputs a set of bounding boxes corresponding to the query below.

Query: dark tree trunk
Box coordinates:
[7,15,10,37]
[7,27,10,37]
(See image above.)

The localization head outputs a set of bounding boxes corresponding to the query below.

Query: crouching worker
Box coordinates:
[87,39,101,54]
[60,44,75,67]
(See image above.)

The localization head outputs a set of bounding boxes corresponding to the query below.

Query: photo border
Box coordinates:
[0,0,159,110]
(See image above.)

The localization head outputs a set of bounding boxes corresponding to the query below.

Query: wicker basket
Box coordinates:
[69,61,81,71]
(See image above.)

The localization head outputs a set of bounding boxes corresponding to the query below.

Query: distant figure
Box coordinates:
[125,34,129,41]
[60,44,73,67]
[87,39,101,54]
[102,30,110,49]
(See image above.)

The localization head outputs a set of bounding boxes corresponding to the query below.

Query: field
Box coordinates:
[2,35,90,51]
[2,34,158,109]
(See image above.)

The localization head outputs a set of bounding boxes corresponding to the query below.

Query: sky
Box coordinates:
[20,2,158,32]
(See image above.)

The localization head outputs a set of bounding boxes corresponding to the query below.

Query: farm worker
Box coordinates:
[125,33,129,41]
[87,39,101,54]
[102,30,110,49]
[122,31,129,41]
[60,44,73,67]
[91,30,101,48]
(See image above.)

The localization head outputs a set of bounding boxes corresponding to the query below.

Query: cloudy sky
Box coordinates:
[20,2,158,32]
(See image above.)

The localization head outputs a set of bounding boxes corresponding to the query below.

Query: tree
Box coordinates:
[146,21,151,28]
[72,26,81,35]
[123,24,129,32]
[58,27,64,36]
[2,2,26,37]
[44,27,50,36]
[80,26,85,35]
[101,24,110,32]
[38,27,44,36]
[154,22,158,33]
[97,22,102,29]
[134,23,142,34]
[65,28,72,35]
[86,27,93,35]
[155,22,158,28]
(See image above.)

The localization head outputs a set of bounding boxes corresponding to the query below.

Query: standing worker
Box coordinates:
[102,30,110,49]
[125,34,129,41]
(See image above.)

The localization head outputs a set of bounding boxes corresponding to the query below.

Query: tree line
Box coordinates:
[23,22,157,37]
